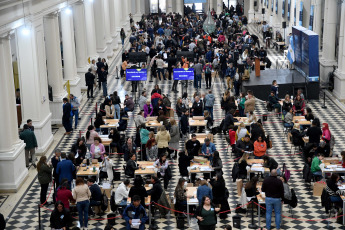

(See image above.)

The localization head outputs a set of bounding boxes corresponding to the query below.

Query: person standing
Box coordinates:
[203,61,213,89]
[194,60,203,89]
[26,119,35,131]
[72,178,91,230]
[20,124,38,167]
[51,149,61,191]
[62,98,72,135]
[69,94,80,129]
[56,153,75,189]
[96,58,104,90]
[99,67,108,97]
[261,169,284,230]
[120,28,126,46]
[85,68,95,99]
[205,90,215,120]
[244,90,256,117]
[111,91,121,120]
[37,156,53,205]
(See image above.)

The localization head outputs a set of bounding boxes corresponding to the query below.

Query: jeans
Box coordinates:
[172,80,178,91]
[194,74,201,88]
[205,73,211,88]
[265,197,282,229]
[114,104,121,119]
[119,199,127,206]
[205,107,213,120]
[71,110,79,129]
[77,200,90,228]
[122,38,124,45]
[313,171,323,178]
[284,123,294,129]
[239,107,245,117]
[102,81,108,97]
[157,68,165,80]
[40,183,49,204]
[330,196,342,203]
[124,107,132,112]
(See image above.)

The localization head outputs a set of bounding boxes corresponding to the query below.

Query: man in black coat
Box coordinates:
[235,135,254,157]
[147,176,163,203]
[186,134,201,156]
[99,67,108,97]
[96,58,104,90]
[62,98,72,134]
[85,68,95,98]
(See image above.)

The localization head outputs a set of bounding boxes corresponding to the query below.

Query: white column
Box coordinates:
[210,0,215,11]
[16,20,54,154]
[114,0,123,46]
[84,0,99,61]
[334,2,345,99]
[216,0,223,15]
[44,13,68,125]
[0,34,27,192]
[60,7,82,98]
[320,0,338,83]
[248,0,254,22]
[73,1,89,90]
[312,0,322,49]
[167,0,173,14]
[103,0,114,58]
[93,0,107,56]
[177,0,184,16]
[109,0,119,51]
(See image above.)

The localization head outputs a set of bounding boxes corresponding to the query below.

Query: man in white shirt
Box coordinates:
[114,179,131,206]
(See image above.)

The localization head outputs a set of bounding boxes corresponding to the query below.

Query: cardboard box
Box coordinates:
[313,180,326,196]
[236,179,243,196]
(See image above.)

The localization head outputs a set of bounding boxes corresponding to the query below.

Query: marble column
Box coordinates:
[320,0,338,83]
[109,0,119,51]
[248,0,255,22]
[60,7,82,98]
[73,1,89,90]
[16,20,54,154]
[312,0,322,49]
[84,0,99,61]
[93,0,107,57]
[43,13,68,125]
[114,0,123,46]
[216,0,223,15]
[177,0,184,17]
[333,2,345,100]
[0,34,27,192]
[133,0,143,22]
[103,0,114,59]
[210,0,215,11]
[166,0,173,14]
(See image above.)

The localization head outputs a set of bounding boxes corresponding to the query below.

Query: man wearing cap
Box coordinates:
[201,138,216,161]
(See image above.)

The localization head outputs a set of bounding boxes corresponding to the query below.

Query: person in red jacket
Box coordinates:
[56,181,75,211]
[229,125,238,153]
[254,135,267,159]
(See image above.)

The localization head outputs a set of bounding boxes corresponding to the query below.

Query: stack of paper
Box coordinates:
[251,167,264,172]
[336,168,345,171]
[146,166,155,169]
[200,167,212,171]
[102,183,111,189]
[131,219,140,229]
[323,168,333,171]
[252,164,263,167]
[189,198,198,203]
[338,185,345,190]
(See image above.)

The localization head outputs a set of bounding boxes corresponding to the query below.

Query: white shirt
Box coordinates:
[114,182,129,204]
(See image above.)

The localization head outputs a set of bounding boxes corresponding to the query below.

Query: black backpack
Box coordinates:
[110,191,116,212]
[290,189,298,208]
[101,191,108,212]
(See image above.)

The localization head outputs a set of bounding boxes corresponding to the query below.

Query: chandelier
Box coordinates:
[203,5,216,35]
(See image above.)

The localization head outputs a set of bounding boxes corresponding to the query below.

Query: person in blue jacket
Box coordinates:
[56,152,75,189]
[123,195,148,230]
[196,180,213,205]
[201,138,216,162]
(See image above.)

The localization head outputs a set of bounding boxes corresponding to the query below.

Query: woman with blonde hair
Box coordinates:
[72,177,91,230]
[237,122,249,141]
[156,126,171,158]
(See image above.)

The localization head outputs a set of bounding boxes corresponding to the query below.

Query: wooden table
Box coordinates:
[100,135,112,146]
[323,157,340,164]
[100,119,120,129]
[247,160,269,178]
[234,117,251,127]
[134,161,156,176]
[189,161,212,181]
[188,133,213,144]
[189,118,207,129]
[293,116,311,127]
[186,187,198,226]
[321,163,345,178]
[77,163,100,181]
[302,136,322,143]
[145,120,162,130]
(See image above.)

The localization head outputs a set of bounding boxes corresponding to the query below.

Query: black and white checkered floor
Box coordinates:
[5,25,345,230]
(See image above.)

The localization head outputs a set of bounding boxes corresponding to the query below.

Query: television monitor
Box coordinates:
[173,68,195,80]
[126,68,147,81]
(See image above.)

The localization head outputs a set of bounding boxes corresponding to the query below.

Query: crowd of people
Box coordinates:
[14,2,340,230]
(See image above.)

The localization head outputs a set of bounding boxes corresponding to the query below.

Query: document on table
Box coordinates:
[200,167,212,171]
[251,167,264,172]
[338,185,345,190]
[336,168,345,171]
[131,219,140,229]
[323,168,333,171]
[252,164,262,167]
[102,183,111,189]
[146,166,155,169]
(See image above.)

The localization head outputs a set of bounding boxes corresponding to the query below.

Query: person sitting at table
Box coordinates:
[235,135,254,158]
[123,137,137,162]
[114,179,130,206]
[143,100,154,118]
[282,94,292,116]
[293,95,305,115]
[87,178,102,216]
[99,152,113,182]
[196,180,213,205]
[105,99,115,119]
[304,120,323,156]
[146,133,158,161]
[268,91,281,112]
[245,176,260,204]
[311,153,324,180]
[325,173,345,206]
[248,111,258,124]
[201,138,216,161]
[283,107,294,129]
[204,110,213,131]
[156,126,171,158]
[86,125,99,151]
[291,123,305,149]
[94,112,105,132]
[318,141,331,157]
[153,99,167,117]
[280,176,292,205]
[128,176,148,208]
[122,195,148,230]
[178,150,194,177]
[157,110,170,130]
[322,123,331,143]
[125,154,140,178]
[109,128,121,153]
[90,137,105,162]
[180,109,190,136]
[262,155,279,173]
[305,107,315,121]
[192,96,203,116]
[237,123,249,141]
[50,201,72,230]
[134,111,146,129]
[254,136,267,159]
[71,137,87,165]
[154,154,170,190]
[124,94,135,112]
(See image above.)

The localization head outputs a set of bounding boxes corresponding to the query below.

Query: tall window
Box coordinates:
[223,0,238,8]
[150,0,166,13]
[185,3,203,12]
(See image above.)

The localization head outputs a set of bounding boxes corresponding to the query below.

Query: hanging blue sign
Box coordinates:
[287,0,290,20]
[309,5,314,30]
[299,1,303,26]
